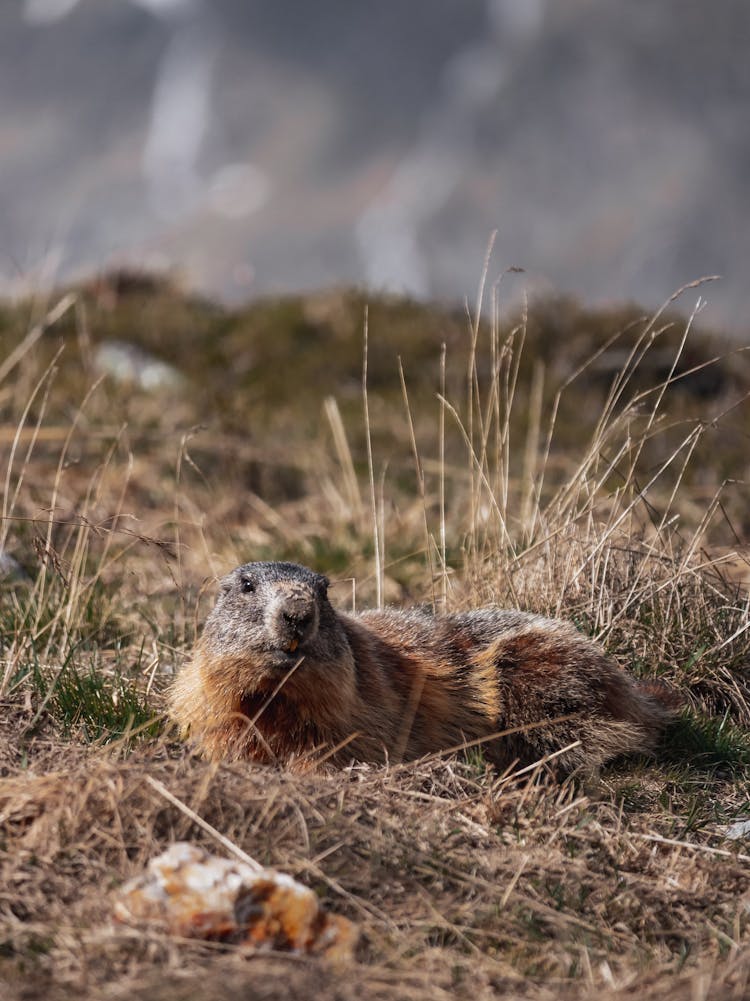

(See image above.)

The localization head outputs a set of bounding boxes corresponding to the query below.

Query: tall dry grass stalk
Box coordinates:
[379,270,750,720]
[0,304,164,705]
[0,387,131,700]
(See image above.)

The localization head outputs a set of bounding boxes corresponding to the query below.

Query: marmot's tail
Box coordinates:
[637,680,685,717]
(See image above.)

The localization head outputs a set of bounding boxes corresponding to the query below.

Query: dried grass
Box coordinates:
[1,733,749,1000]
[1,276,750,998]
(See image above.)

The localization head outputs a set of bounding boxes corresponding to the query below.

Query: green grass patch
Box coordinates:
[20,653,161,746]
[663,709,750,771]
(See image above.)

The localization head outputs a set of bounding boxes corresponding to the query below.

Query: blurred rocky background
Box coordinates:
[3,1,749,329]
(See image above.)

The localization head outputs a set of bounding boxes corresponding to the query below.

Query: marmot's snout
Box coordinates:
[268,588,320,653]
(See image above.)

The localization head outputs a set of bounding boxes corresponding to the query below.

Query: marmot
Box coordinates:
[169,561,678,774]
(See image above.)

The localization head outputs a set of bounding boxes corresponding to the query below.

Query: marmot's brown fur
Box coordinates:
[169,561,679,773]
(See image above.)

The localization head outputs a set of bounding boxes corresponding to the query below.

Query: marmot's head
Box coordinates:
[179,561,358,761]
[200,561,348,676]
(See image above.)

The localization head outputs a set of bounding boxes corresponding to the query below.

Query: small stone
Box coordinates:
[724,819,750,841]
[94,341,183,391]
[113,842,357,961]
[0,550,31,584]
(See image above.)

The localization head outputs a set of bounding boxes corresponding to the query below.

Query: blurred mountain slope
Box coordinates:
[2,1,749,331]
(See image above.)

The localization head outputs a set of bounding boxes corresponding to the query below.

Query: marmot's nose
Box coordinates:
[282,608,314,635]
[277,594,319,644]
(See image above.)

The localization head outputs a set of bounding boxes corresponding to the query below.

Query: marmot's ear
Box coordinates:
[318,575,330,595]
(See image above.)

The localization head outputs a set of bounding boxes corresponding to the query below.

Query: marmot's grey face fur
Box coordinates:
[201,561,340,673]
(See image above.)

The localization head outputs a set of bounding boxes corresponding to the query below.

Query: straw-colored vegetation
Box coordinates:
[1,271,750,1000]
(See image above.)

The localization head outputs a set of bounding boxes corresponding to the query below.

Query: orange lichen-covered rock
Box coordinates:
[113,842,357,961]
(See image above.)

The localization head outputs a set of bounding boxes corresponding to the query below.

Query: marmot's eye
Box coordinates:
[240,578,255,594]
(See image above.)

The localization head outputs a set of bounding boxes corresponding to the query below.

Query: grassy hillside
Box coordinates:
[1,273,749,1000]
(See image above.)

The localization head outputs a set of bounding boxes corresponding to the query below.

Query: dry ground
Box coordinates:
[2,730,750,1001]
[1,276,750,999]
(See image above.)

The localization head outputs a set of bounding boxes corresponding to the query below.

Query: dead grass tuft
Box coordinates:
[1,739,749,999]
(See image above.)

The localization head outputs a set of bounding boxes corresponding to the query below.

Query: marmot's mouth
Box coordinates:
[265,646,307,670]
